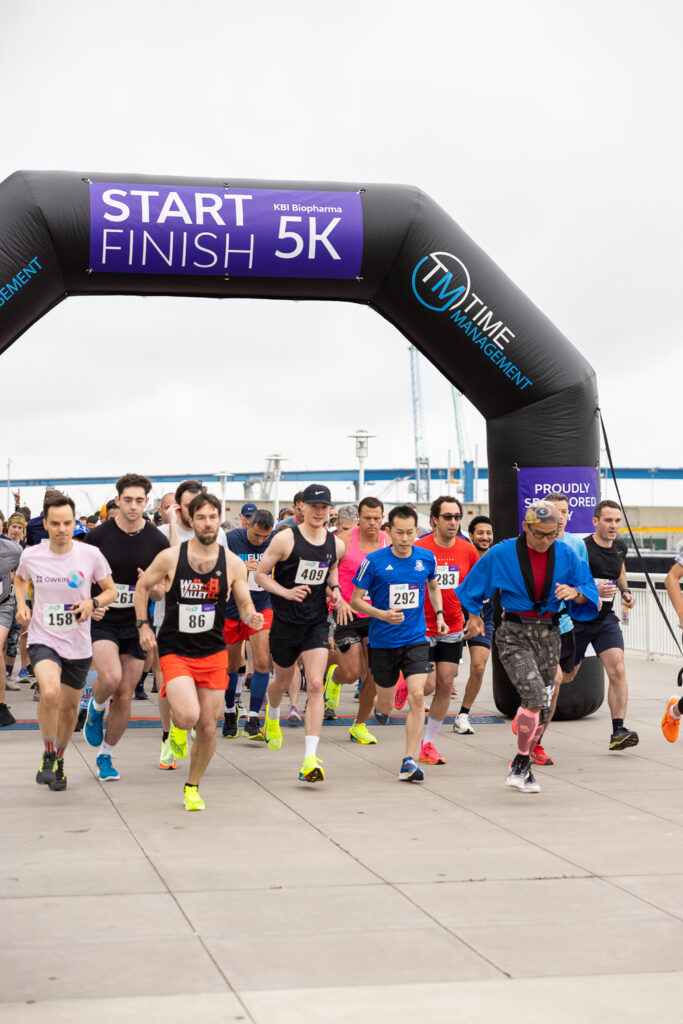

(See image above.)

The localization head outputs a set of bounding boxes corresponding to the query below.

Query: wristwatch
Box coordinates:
[135,619,148,629]
[92,598,100,610]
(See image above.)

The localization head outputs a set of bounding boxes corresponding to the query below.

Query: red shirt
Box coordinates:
[415,534,478,635]
[519,547,553,618]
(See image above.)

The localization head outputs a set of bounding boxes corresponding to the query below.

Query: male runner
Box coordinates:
[415,496,478,764]
[137,493,263,810]
[0,529,23,726]
[453,515,495,735]
[351,505,448,782]
[567,499,638,750]
[276,492,305,531]
[161,480,228,547]
[457,502,599,794]
[254,484,344,783]
[222,509,274,739]
[14,493,116,790]
[323,496,388,745]
[238,502,258,528]
[83,474,169,781]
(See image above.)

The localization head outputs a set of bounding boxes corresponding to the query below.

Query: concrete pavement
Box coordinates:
[2,652,683,1022]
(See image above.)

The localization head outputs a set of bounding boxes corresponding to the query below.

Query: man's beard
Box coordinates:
[197,530,218,546]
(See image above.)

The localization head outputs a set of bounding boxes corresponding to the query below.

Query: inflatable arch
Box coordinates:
[0,170,603,718]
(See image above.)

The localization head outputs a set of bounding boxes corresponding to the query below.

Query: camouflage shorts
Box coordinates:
[495,620,560,719]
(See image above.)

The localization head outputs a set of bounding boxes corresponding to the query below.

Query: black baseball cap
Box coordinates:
[302,484,333,506]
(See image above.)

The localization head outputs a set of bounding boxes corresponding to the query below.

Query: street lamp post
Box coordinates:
[348,429,374,501]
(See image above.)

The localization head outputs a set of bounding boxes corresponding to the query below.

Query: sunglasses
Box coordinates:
[439,513,462,521]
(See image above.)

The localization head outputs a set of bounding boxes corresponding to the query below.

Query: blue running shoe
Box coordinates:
[96,753,120,781]
[18,667,30,682]
[84,698,105,748]
[373,708,389,725]
[398,757,424,782]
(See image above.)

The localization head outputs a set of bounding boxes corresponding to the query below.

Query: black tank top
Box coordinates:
[158,542,229,658]
[271,525,336,626]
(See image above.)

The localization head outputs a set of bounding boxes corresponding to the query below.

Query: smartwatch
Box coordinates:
[92,598,100,610]
[135,619,148,629]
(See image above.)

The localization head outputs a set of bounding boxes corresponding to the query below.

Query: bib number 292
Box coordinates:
[389,584,419,609]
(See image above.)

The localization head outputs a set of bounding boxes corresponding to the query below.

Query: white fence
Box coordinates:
[621,573,683,660]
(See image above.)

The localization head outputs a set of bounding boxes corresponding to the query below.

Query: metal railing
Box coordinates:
[620,573,682,660]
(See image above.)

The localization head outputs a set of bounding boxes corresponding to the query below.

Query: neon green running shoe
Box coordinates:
[159,738,177,770]
[183,784,205,811]
[324,664,341,711]
[349,721,378,745]
[299,754,325,783]
[264,704,282,750]
[169,723,188,759]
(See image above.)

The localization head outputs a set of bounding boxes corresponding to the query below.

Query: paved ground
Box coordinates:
[2,652,683,1022]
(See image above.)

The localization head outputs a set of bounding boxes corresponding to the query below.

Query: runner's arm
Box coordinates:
[350,584,402,624]
[229,556,264,630]
[134,550,175,650]
[665,562,683,627]
[253,531,306,600]
[13,572,31,625]
[617,563,635,608]
[427,577,449,635]
[73,573,117,622]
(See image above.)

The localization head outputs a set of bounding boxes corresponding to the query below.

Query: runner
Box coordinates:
[415,496,478,764]
[662,553,683,741]
[323,496,388,745]
[83,474,169,781]
[254,484,344,783]
[136,492,263,810]
[567,499,639,750]
[351,504,448,782]
[238,502,258,528]
[222,509,274,740]
[13,492,116,790]
[0,527,23,726]
[457,501,599,794]
[453,515,495,735]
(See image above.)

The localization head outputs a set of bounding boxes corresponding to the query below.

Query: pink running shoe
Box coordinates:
[419,740,446,765]
[394,675,408,710]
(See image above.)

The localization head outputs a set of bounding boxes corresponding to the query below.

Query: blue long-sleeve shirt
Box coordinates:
[455,537,600,622]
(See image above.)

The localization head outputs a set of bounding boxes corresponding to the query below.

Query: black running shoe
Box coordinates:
[134,681,149,701]
[609,727,639,750]
[222,710,240,738]
[74,708,87,733]
[243,717,263,740]
[36,751,57,785]
[49,758,67,791]
[0,703,16,727]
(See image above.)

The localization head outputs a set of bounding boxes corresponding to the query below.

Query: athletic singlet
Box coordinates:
[337,527,389,617]
[157,542,229,658]
[271,525,337,627]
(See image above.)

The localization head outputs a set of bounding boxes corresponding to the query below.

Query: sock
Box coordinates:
[530,723,545,749]
[304,735,320,758]
[225,672,239,710]
[459,705,470,716]
[670,701,682,720]
[44,738,55,754]
[249,671,270,715]
[423,717,442,745]
[516,708,540,756]
[100,741,114,757]
[136,670,146,687]
[237,665,246,695]
[162,730,169,741]
[268,704,281,720]
[92,697,107,712]
[612,718,624,733]
[55,745,65,759]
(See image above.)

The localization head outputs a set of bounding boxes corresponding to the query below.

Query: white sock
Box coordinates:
[268,704,280,720]
[236,675,244,695]
[670,701,681,720]
[304,735,320,758]
[92,697,107,712]
[424,717,443,745]
[100,741,114,756]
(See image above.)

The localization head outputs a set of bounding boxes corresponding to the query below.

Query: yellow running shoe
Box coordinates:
[169,722,188,759]
[299,755,325,783]
[661,696,681,743]
[159,738,177,770]
[324,664,341,711]
[349,721,378,745]
[183,784,205,811]
[264,704,283,750]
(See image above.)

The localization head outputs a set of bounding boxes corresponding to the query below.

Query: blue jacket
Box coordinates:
[455,536,600,621]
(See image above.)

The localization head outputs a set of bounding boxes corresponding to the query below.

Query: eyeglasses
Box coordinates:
[439,513,462,521]
[528,529,558,540]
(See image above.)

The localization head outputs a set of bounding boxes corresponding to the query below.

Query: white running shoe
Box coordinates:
[453,712,475,735]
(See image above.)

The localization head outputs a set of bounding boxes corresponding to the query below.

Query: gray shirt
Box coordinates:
[0,537,22,605]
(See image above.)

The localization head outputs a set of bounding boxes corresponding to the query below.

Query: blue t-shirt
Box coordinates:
[352,545,437,648]
[224,527,273,618]
[557,535,589,634]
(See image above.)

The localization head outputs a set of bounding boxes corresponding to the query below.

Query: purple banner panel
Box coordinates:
[517,466,599,535]
[89,183,363,279]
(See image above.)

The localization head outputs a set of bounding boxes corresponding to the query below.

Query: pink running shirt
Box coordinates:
[16,542,111,659]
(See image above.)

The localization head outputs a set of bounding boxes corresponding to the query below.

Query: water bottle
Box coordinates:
[621,597,629,626]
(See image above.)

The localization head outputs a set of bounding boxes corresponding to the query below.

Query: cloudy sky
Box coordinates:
[1,0,681,513]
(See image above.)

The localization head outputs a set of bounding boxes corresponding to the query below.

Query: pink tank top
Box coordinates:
[338,526,389,614]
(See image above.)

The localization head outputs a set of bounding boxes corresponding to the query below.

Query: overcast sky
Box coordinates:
[1,0,681,509]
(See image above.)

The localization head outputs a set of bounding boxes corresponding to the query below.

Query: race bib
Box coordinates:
[436,565,460,590]
[112,583,136,608]
[179,603,215,633]
[295,560,329,585]
[247,570,263,592]
[389,583,419,609]
[43,603,78,632]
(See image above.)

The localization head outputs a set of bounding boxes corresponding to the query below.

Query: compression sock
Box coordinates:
[225,672,239,711]
[516,708,540,756]
[249,671,270,715]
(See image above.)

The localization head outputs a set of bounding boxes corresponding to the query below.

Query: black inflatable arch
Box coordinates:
[0,170,602,718]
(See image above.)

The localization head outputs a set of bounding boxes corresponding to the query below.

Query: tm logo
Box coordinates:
[411,252,470,312]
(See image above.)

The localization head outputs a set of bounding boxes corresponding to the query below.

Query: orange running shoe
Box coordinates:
[419,740,446,765]
[394,675,408,710]
[661,697,681,743]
